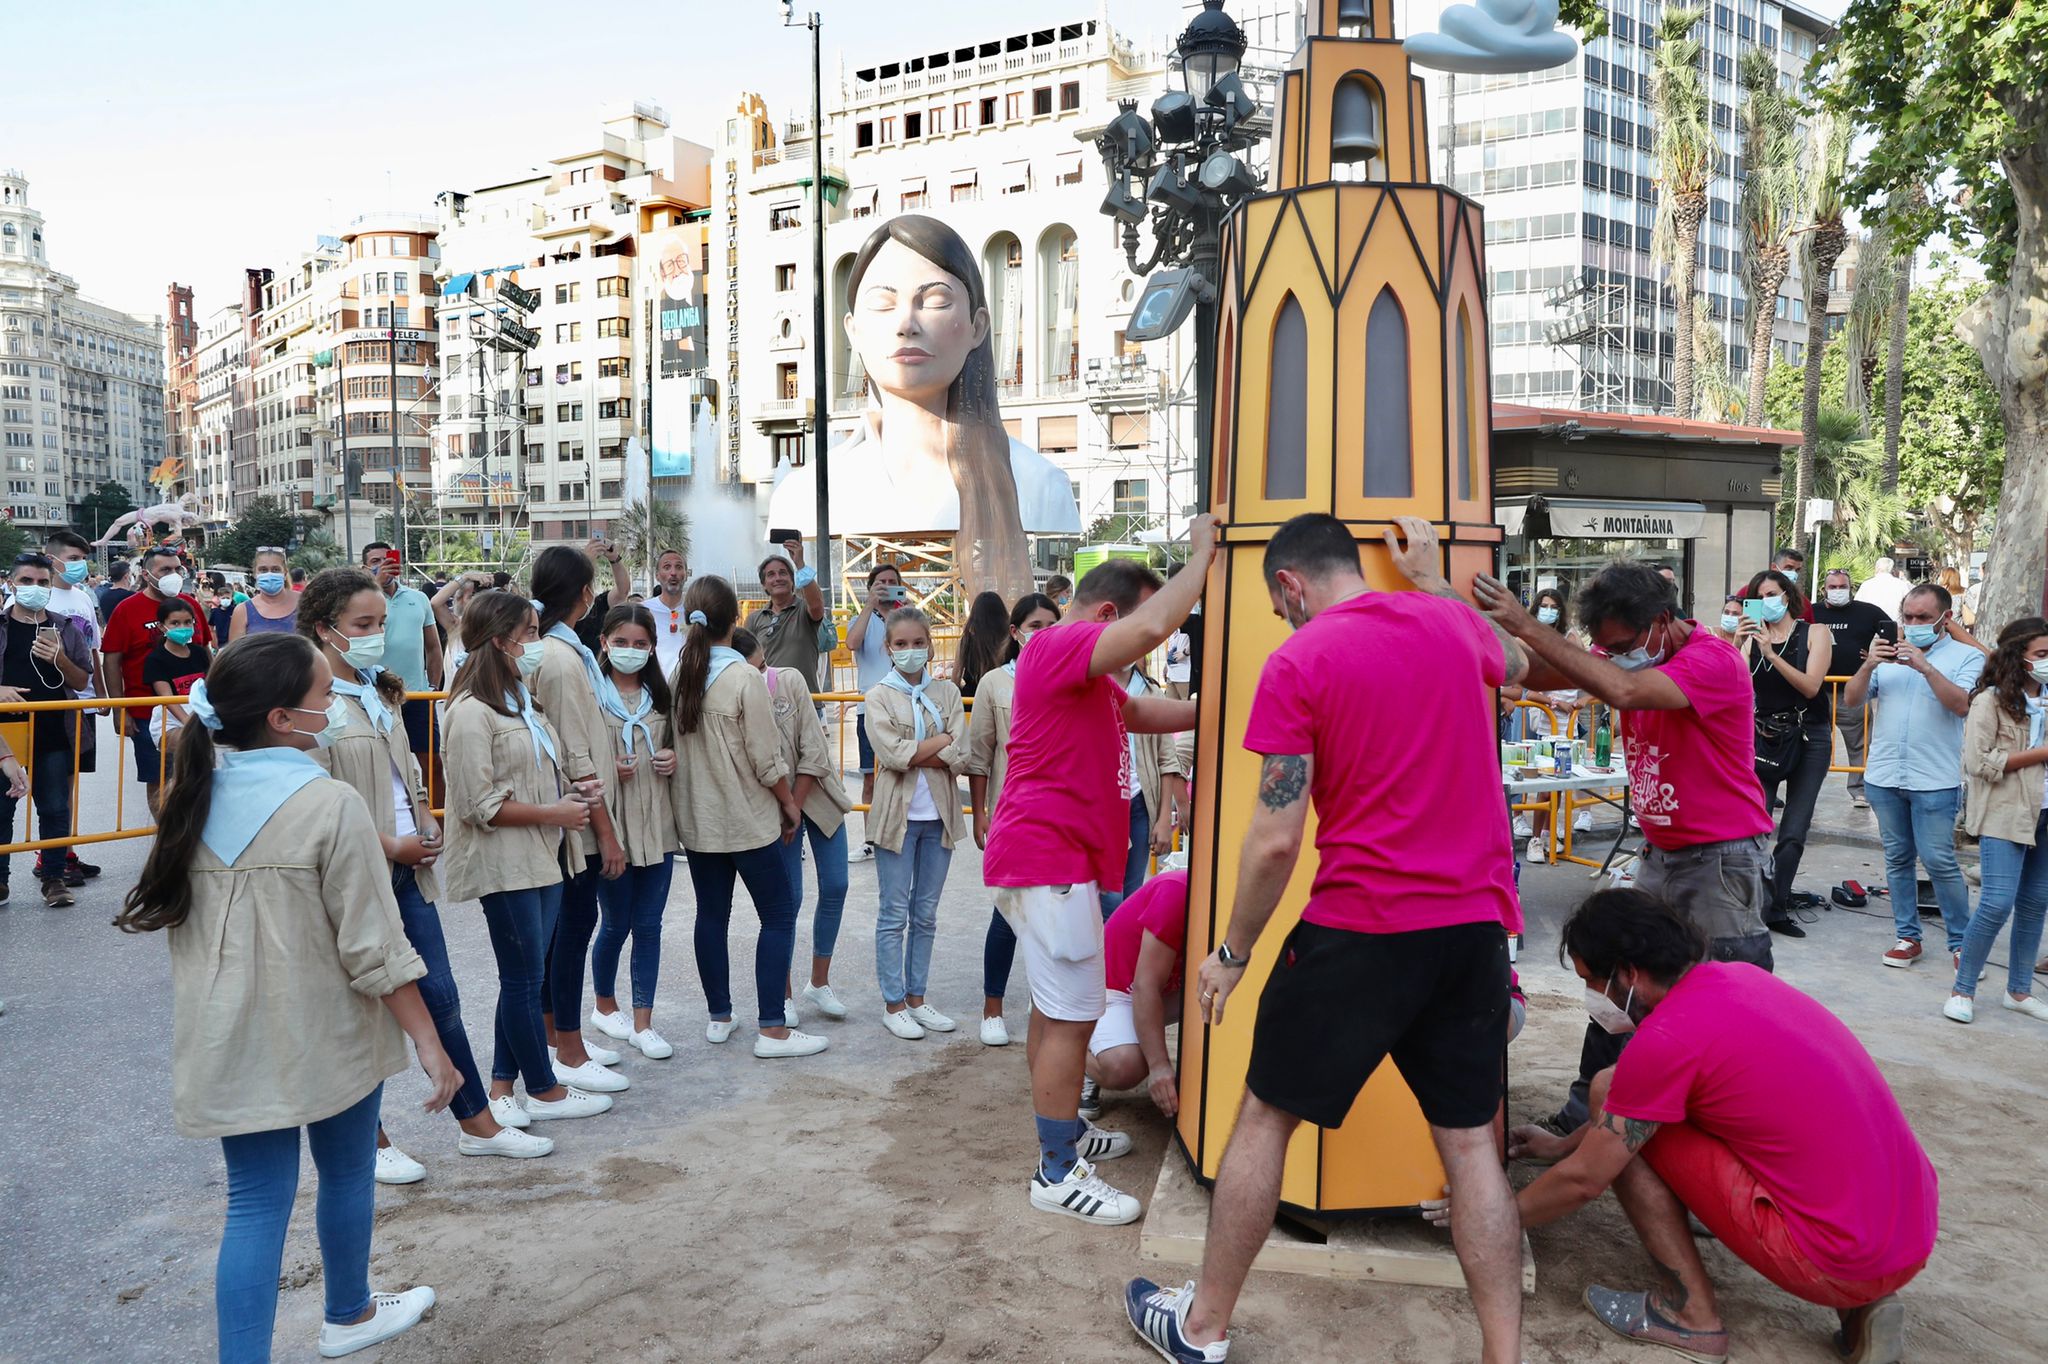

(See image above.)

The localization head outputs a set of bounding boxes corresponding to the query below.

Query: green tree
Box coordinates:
[0,512,26,567]
[289,533,345,575]
[1893,281,2006,571]
[1081,512,1151,548]
[209,498,305,569]
[1841,223,1899,426]
[1738,45,1805,421]
[1649,6,1713,418]
[70,480,137,545]
[611,498,690,581]
[1818,0,2048,630]
[1793,112,1851,520]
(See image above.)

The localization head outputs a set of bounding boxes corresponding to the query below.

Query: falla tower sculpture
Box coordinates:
[1176,0,1505,1216]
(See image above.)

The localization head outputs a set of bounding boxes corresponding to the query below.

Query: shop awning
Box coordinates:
[1497,496,1707,539]
[441,272,476,297]
[1001,159,1032,193]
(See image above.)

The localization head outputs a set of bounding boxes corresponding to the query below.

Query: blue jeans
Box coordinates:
[1097,794,1151,916]
[479,883,563,1092]
[689,842,797,1026]
[545,854,601,1029]
[985,908,1018,1000]
[0,744,72,883]
[215,1084,381,1363]
[592,854,675,1011]
[875,819,950,1004]
[390,866,487,1120]
[777,815,849,959]
[1954,810,2048,999]
[1864,782,1973,951]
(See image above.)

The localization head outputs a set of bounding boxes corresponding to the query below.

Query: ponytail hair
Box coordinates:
[296,567,405,707]
[450,590,534,719]
[116,634,319,934]
[531,543,595,635]
[599,602,672,717]
[673,575,739,737]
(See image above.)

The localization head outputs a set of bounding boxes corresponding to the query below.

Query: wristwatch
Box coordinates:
[1217,942,1249,969]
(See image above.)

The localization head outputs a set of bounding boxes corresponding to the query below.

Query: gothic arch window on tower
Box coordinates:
[1455,300,1477,501]
[1265,293,1308,500]
[1364,287,1411,497]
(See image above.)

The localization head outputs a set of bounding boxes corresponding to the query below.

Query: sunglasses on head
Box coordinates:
[254,545,287,555]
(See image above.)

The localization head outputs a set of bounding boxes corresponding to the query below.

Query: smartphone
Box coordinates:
[1741,598,1774,622]
[883,585,910,605]
[767,527,802,546]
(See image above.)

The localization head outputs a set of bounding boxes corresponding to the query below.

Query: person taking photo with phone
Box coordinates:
[746,538,829,695]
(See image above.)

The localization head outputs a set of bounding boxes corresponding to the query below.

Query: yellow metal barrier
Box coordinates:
[1823,675,1871,775]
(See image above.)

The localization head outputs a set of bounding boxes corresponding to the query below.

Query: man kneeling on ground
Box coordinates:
[1082,870,1189,1122]
[1433,889,1937,1364]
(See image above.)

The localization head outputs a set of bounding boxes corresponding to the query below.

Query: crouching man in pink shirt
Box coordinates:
[1437,888,1937,1364]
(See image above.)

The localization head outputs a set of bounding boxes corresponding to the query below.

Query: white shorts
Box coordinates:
[1088,990,1138,1056]
[994,882,1105,1022]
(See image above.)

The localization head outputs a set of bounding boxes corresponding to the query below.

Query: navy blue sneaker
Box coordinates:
[1126,1277,1228,1362]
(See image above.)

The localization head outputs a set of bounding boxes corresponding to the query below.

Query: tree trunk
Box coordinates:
[1796,220,1848,522]
[1881,250,1911,490]
[1746,244,1790,419]
[1671,192,1707,418]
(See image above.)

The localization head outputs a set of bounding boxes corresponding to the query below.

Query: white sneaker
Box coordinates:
[802,982,848,1019]
[589,1007,633,1042]
[488,1094,531,1130]
[1079,1078,1103,1121]
[907,1003,956,1033]
[1079,1122,1132,1161]
[525,1088,613,1121]
[754,1028,829,1058]
[2001,994,2048,1023]
[849,842,874,864]
[1028,1158,1141,1225]
[317,1286,435,1358]
[882,1008,927,1040]
[784,998,800,1029]
[1953,952,1989,983]
[1525,836,1548,865]
[706,1018,738,1044]
[630,1027,674,1059]
[583,1040,623,1066]
[457,1128,554,1159]
[374,1145,426,1186]
[1943,995,1974,1024]
[1511,814,1533,838]
[1574,809,1594,832]
[980,1015,1011,1047]
[553,1058,630,1093]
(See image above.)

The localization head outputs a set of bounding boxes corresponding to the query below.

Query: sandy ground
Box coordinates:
[5,750,2047,1363]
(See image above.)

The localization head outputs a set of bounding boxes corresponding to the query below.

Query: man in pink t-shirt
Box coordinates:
[1129,515,1531,1364]
[985,515,1217,1229]
[1085,870,1189,1119]
[1475,559,1774,1130]
[1499,890,1934,1364]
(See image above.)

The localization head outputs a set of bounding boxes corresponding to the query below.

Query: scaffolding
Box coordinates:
[1542,271,1630,413]
[416,275,541,580]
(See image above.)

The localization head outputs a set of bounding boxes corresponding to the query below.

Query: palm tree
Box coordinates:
[1691,294,1747,423]
[1842,222,1899,424]
[1649,6,1713,417]
[611,496,690,577]
[1794,111,1851,520]
[1879,187,1919,490]
[1737,46,1803,420]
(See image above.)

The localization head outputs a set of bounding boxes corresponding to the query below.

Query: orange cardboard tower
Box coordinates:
[1175,0,1505,1217]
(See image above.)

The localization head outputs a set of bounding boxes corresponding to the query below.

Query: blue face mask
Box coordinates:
[1608,620,1667,672]
[1720,613,1743,633]
[1753,595,1789,624]
[256,572,287,595]
[1536,606,1560,626]
[59,560,89,585]
[1903,621,1943,649]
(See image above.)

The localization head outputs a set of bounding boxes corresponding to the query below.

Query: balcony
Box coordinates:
[752,396,811,431]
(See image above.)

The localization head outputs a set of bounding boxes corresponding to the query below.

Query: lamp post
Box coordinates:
[783,0,833,621]
[1097,0,1263,509]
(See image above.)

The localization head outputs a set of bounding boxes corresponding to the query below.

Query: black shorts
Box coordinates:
[401,697,435,757]
[1245,919,1509,1131]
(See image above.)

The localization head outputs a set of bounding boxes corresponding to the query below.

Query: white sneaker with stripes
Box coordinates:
[1028,1158,1141,1225]
[1079,1122,1131,1161]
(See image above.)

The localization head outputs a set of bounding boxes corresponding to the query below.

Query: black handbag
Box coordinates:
[1754,709,1802,780]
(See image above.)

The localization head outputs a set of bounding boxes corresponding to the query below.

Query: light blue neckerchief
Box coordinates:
[2026,693,2046,750]
[331,665,393,734]
[545,621,628,714]
[704,645,746,693]
[608,681,657,756]
[877,667,944,741]
[200,746,328,866]
[1003,661,1017,678]
[507,685,559,768]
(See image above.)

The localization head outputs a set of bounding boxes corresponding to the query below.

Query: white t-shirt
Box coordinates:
[1122,670,1145,800]
[389,758,418,837]
[648,594,689,681]
[45,582,101,698]
[1856,573,1911,622]
[1165,629,1192,684]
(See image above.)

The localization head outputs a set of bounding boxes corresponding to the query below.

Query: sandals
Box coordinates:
[1584,1285,1730,1364]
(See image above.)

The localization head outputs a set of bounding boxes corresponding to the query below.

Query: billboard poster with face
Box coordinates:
[649,228,706,379]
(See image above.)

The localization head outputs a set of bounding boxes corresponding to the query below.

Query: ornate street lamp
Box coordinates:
[1096,0,1265,502]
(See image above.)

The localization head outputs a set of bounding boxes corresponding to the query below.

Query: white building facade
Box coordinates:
[250,237,345,514]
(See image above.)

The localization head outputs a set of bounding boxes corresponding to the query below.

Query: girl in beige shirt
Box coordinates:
[670,575,827,1059]
[966,593,1062,1044]
[586,602,683,1060]
[115,631,457,1362]
[442,591,615,1130]
[865,606,968,1040]
[300,569,551,1177]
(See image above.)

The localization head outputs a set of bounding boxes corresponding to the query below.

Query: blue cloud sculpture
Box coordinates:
[1405,0,1580,74]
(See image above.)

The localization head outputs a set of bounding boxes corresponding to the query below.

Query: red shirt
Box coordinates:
[1605,963,1938,1281]
[984,620,1130,889]
[1619,625,1772,850]
[1243,591,1520,935]
[103,590,213,698]
[1103,870,1188,995]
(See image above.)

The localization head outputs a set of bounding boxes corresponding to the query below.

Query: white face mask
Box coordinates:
[516,639,547,677]
[326,628,386,669]
[291,697,348,750]
[1585,978,1637,1035]
[891,646,930,676]
[608,645,651,675]
[156,572,185,599]
[1825,588,1852,607]
[2030,659,2048,686]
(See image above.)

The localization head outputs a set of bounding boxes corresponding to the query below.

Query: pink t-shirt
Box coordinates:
[1242,592,1520,935]
[1605,963,1938,1281]
[984,620,1131,889]
[1621,625,1772,850]
[1104,870,1189,994]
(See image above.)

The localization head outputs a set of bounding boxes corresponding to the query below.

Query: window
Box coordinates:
[599,398,630,420]
[901,186,928,210]
[597,275,630,297]
[557,402,583,421]
[1265,295,1308,499]
[1005,92,1024,120]
[525,405,545,425]
[555,283,580,304]
[981,97,996,125]
[1455,302,1477,501]
[879,116,896,144]
[929,107,945,135]
[598,355,629,379]
[954,101,971,130]
[856,121,875,149]
[558,441,585,460]
[1032,87,1053,117]
[775,263,797,291]
[1060,80,1081,111]
[1364,288,1412,497]
[770,203,802,231]
[772,432,806,467]
[392,271,410,294]
[558,482,586,502]
[599,479,623,500]
[556,322,581,343]
[525,443,545,462]
[570,206,590,222]
[776,363,800,400]
[1112,478,1149,516]
[904,111,923,139]
[597,317,629,338]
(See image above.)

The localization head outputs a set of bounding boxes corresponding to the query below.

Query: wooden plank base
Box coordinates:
[1137,1154,1536,1296]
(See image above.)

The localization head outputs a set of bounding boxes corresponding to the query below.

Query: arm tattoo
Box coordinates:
[1595,1109,1660,1153]
[1258,755,1309,811]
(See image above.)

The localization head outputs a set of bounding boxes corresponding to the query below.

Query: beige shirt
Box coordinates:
[169,778,426,1138]
[441,691,569,901]
[671,661,791,853]
[863,674,968,853]
[533,633,615,859]
[601,689,679,866]
[1962,690,2047,846]
[313,684,440,903]
[965,666,1017,811]
[768,664,853,837]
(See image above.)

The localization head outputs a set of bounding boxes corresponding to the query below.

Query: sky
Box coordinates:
[12,0,1193,322]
